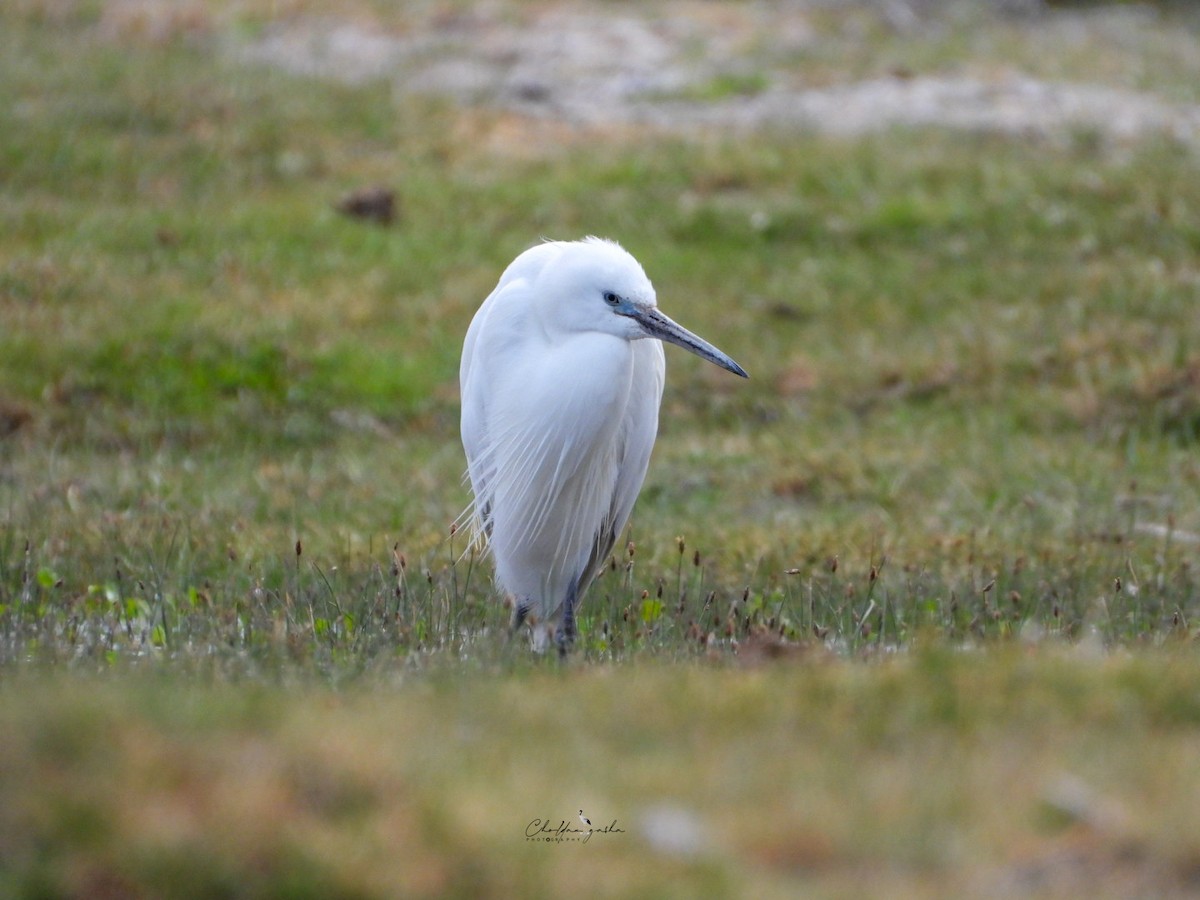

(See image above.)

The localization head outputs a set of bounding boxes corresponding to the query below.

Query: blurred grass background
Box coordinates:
[2,0,1200,895]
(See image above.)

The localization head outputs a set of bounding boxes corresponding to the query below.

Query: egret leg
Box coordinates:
[510,600,531,634]
[556,577,580,658]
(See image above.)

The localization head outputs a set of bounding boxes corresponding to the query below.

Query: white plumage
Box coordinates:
[460,237,746,653]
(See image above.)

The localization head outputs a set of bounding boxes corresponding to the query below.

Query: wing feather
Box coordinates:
[460,242,568,554]
[576,339,665,593]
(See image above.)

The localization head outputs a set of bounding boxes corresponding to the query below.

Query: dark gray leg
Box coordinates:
[511,600,531,634]
[556,577,579,658]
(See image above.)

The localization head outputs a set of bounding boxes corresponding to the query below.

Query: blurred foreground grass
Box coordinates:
[2,1,1200,895]
[5,650,1200,898]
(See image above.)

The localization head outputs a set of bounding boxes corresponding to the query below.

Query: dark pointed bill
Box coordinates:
[631,307,749,378]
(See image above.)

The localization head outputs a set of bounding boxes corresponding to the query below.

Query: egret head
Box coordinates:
[537,237,748,378]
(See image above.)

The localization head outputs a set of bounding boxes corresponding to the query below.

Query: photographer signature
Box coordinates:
[526,811,625,844]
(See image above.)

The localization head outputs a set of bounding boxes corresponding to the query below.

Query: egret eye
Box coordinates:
[603,291,621,306]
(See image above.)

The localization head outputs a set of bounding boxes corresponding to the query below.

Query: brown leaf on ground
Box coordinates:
[336,187,397,226]
[736,627,820,666]
[0,400,32,438]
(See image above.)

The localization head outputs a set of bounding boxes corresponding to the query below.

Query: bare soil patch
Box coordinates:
[229,2,1200,145]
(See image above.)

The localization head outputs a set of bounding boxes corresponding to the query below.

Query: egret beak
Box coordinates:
[631,306,749,378]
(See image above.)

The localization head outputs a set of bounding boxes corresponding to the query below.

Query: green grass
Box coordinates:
[5,651,1200,898]
[3,1,1200,895]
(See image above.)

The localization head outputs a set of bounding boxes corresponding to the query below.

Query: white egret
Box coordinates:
[460,237,747,655]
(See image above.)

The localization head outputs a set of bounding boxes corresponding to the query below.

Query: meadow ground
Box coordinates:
[2,1,1200,896]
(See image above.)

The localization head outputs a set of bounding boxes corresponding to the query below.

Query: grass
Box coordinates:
[2,0,1200,895]
[5,652,1200,897]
